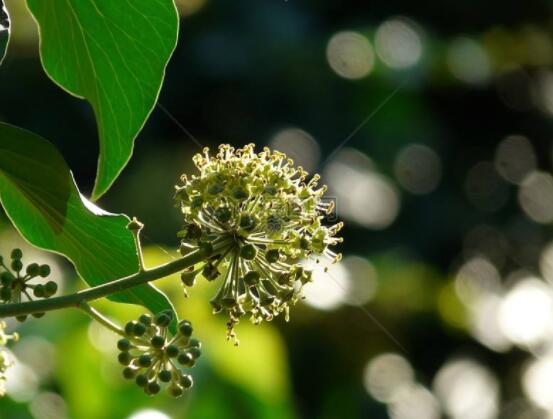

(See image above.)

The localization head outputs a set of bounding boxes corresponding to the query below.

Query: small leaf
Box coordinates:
[0,0,9,65]
[0,122,175,317]
[25,0,179,200]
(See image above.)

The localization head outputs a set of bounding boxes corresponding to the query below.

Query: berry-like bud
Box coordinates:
[118,352,133,366]
[38,265,51,278]
[139,314,152,326]
[240,244,257,261]
[159,370,172,383]
[11,260,22,272]
[151,335,165,349]
[44,281,58,297]
[178,320,193,337]
[114,313,200,397]
[26,263,40,277]
[10,249,22,260]
[117,339,131,352]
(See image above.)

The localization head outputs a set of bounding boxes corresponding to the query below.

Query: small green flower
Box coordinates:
[0,321,18,397]
[117,311,200,397]
[0,249,56,320]
[175,145,343,341]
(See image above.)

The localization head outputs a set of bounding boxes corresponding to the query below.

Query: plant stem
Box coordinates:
[79,302,125,336]
[0,240,232,318]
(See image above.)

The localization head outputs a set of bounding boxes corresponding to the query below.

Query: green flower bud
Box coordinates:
[165,345,179,358]
[117,339,131,352]
[181,270,197,287]
[154,314,171,328]
[159,370,172,383]
[266,249,280,263]
[44,281,58,297]
[180,374,193,389]
[31,312,45,319]
[244,270,261,285]
[133,322,147,337]
[139,314,152,326]
[168,384,184,398]
[135,374,148,387]
[124,321,137,336]
[150,335,165,349]
[177,352,194,367]
[215,207,232,223]
[240,244,257,260]
[188,347,202,360]
[33,285,45,298]
[147,382,161,395]
[202,264,219,281]
[122,367,136,379]
[26,263,40,277]
[178,320,193,337]
[118,352,133,366]
[38,265,51,278]
[10,249,22,260]
[15,315,27,323]
[138,355,152,368]
[11,259,23,272]
[0,287,11,301]
[0,272,13,287]
[189,338,201,349]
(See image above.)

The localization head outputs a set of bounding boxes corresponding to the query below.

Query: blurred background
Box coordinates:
[2,0,553,418]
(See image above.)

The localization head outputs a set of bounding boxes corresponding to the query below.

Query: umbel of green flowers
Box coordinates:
[0,249,57,322]
[0,321,18,397]
[117,311,200,397]
[175,144,343,341]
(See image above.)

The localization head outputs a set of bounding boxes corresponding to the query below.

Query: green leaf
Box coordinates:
[25,0,179,200]
[0,122,175,317]
[0,1,9,65]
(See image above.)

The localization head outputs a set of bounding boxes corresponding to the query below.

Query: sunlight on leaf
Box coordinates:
[0,122,175,317]
[26,0,179,200]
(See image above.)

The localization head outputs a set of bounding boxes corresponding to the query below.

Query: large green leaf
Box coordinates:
[0,1,9,65]
[25,0,179,200]
[0,122,175,316]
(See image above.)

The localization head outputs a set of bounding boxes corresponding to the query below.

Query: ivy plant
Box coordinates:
[0,2,342,399]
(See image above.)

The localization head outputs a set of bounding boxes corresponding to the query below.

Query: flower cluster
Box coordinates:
[0,321,18,396]
[0,249,57,321]
[175,144,343,340]
[117,311,200,397]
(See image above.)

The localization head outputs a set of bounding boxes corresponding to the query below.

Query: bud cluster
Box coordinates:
[175,144,342,339]
[0,249,57,321]
[117,311,200,397]
[0,321,18,396]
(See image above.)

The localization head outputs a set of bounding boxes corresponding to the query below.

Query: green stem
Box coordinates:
[80,302,125,336]
[0,239,232,318]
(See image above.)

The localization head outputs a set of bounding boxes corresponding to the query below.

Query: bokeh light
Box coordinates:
[495,135,537,185]
[301,259,350,311]
[325,148,400,229]
[269,127,321,173]
[375,17,423,70]
[498,278,553,347]
[433,358,499,419]
[446,37,491,85]
[326,31,375,80]
[394,144,442,194]
[363,353,414,403]
[518,171,553,223]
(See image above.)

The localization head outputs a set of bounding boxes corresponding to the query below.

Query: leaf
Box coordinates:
[25,0,179,200]
[0,122,175,317]
[0,0,9,65]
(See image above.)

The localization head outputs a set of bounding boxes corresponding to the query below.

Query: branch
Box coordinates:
[0,240,230,318]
